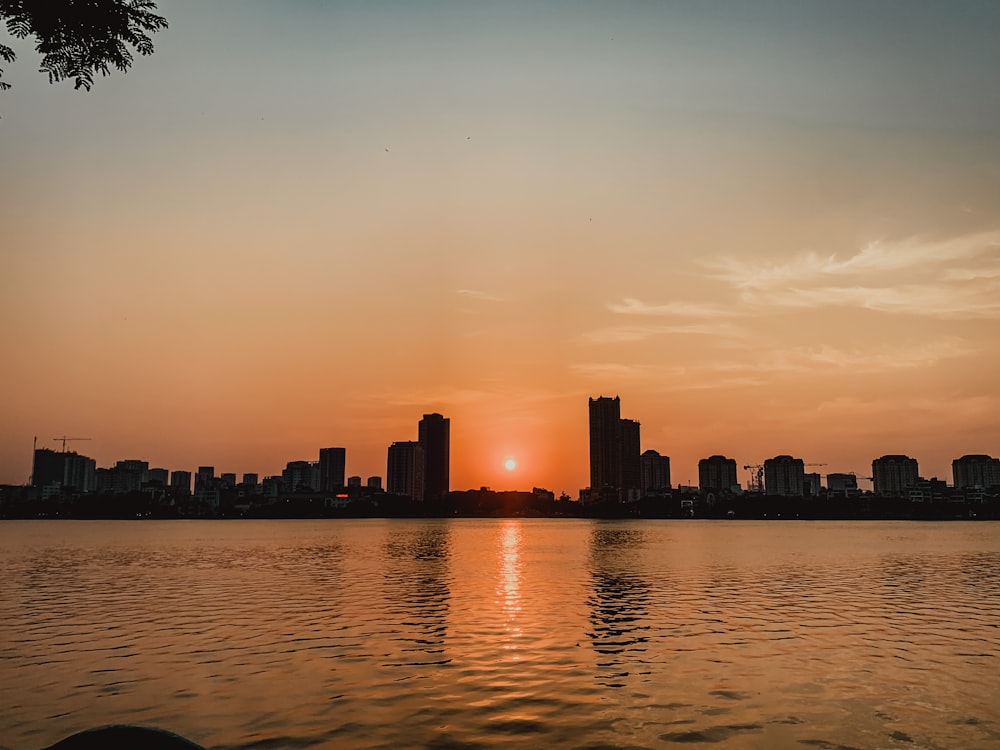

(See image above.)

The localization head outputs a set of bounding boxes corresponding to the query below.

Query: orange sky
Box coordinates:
[1,2,998,494]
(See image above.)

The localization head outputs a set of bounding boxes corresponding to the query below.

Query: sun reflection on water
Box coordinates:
[498,521,523,649]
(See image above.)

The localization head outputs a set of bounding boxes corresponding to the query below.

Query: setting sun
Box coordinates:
[504,458,517,472]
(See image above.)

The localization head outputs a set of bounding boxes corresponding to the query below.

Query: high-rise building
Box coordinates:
[113,460,149,494]
[620,418,642,495]
[241,473,258,487]
[640,449,671,496]
[196,466,215,489]
[589,396,622,493]
[418,413,450,501]
[32,448,67,489]
[953,454,1000,489]
[147,468,169,487]
[318,447,346,492]
[387,441,424,502]
[764,455,805,496]
[63,452,96,492]
[171,470,192,494]
[872,455,919,496]
[698,455,738,492]
[367,476,382,490]
[282,460,315,493]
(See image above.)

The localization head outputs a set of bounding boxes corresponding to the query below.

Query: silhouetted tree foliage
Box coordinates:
[0,0,166,91]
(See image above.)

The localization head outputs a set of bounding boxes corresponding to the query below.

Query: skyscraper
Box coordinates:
[872,455,919,496]
[620,418,642,496]
[698,455,738,493]
[589,396,621,493]
[387,440,425,502]
[318,447,346,492]
[953,454,1000,489]
[764,455,805,496]
[418,413,450,501]
[640,449,671,496]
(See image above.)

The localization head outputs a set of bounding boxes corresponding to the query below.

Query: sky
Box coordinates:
[1,1,998,495]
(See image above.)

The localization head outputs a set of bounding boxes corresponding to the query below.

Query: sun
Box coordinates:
[504,457,517,472]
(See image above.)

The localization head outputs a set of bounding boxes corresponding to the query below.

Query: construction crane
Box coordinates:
[743,464,764,492]
[53,436,91,452]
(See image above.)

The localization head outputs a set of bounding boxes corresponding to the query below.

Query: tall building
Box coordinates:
[32,448,67,489]
[387,441,424,502]
[63,452,96,492]
[764,455,805,496]
[367,476,382,490]
[171,470,191,494]
[113,460,149,494]
[147,468,169,487]
[698,455,738,492]
[282,460,315,493]
[589,396,622,493]
[872,455,919,496]
[241,473,258,487]
[953,454,1000,489]
[640,449,671,496]
[196,466,215,489]
[419,413,450,501]
[620,418,642,496]
[318,447,346,492]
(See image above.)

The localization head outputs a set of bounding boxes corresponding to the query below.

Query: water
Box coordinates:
[1,519,998,749]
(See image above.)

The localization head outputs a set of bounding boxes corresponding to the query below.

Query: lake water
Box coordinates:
[1,519,998,749]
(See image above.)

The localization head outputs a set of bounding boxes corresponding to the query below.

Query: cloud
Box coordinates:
[707,232,1000,290]
[571,337,974,388]
[607,297,734,318]
[700,231,1000,318]
[456,289,504,302]
[583,322,745,344]
[750,283,1000,318]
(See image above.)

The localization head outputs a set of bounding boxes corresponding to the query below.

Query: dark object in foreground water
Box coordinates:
[44,725,205,750]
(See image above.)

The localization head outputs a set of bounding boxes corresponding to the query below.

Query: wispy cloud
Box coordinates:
[706,232,1000,290]
[582,322,745,344]
[607,297,734,318]
[570,337,974,389]
[456,289,504,302]
[699,231,1000,318]
[751,284,1000,318]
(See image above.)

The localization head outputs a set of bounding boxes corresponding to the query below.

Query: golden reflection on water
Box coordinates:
[498,521,523,649]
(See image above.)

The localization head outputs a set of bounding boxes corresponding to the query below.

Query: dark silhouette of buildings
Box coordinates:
[32,448,97,495]
[764,455,805,496]
[419,413,450,501]
[387,441,425,502]
[589,396,621,495]
[953,454,1000,489]
[640,449,671,496]
[282,460,314,492]
[170,470,191,494]
[588,396,642,500]
[826,472,859,496]
[872,455,919,496]
[620,418,642,498]
[699,455,738,493]
[318,447,346,491]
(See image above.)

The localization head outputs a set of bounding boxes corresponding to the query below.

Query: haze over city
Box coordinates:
[2,1,998,495]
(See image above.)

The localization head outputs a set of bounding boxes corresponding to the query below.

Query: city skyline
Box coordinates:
[21,400,1000,499]
[2,2,999,493]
